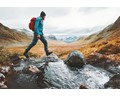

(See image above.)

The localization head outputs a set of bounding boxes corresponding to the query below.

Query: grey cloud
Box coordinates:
[0,7,71,30]
[0,7,71,20]
[50,26,104,36]
[78,7,109,14]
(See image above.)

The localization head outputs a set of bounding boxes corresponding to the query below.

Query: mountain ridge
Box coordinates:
[0,23,30,46]
[77,16,120,70]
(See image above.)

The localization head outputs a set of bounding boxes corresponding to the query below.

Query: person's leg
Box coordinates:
[40,35,48,52]
[24,34,38,58]
[40,35,52,55]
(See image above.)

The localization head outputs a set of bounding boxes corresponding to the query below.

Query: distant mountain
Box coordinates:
[0,23,29,46]
[46,35,57,40]
[13,28,33,37]
[63,36,78,43]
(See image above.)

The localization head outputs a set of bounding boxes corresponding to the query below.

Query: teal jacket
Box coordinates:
[34,17,43,35]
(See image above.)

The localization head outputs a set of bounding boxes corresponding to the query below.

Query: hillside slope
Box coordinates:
[0,23,30,47]
[78,16,120,69]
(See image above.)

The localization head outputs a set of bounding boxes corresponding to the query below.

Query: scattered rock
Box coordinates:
[40,53,60,62]
[104,74,120,89]
[0,73,7,89]
[8,63,14,69]
[79,84,88,89]
[0,73,5,81]
[106,60,111,63]
[23,65,40,74]
[1,66,11,74]
[87,52,116,70]
[28,65,40,73]
[108,66,120,74]
[64,50,86,68]
[0,81,8,89]
[9,53,21,65]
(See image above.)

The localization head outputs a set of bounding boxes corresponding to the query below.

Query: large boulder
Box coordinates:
[104,74,120,89]
[64,50,86,68]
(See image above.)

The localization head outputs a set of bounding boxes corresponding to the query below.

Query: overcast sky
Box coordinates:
[0,7,120,36]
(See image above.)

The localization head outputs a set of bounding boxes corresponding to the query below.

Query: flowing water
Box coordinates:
[9,54,112,89]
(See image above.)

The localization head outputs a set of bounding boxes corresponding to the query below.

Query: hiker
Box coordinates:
[24,11,52,58]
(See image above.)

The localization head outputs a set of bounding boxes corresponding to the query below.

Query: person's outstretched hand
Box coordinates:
[36,35,41,39]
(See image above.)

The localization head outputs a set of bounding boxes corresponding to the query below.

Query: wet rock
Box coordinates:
[40,53,60,62]
[106,60,111,63]
[0,81,8,89]
[0,73,7,89]
[79,84,88,89]
[64,50,86,68]
[8,63,14,69]
[23,65,40,74]
[104,74,120,89]
[10,63,48,89]
[108,66,120,74]
[9,53,21,65]
[0,73,5,81]
[28,65,40,73]
[87,52,115,70]
[9,73,40,89]
[1,66,11,74]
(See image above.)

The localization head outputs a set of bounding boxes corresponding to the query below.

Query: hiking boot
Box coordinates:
[46,51,53,56]
[23,51,29,58]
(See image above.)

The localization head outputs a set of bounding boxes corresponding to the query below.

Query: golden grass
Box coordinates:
[79,35,120,62]
[6,39,81,60]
